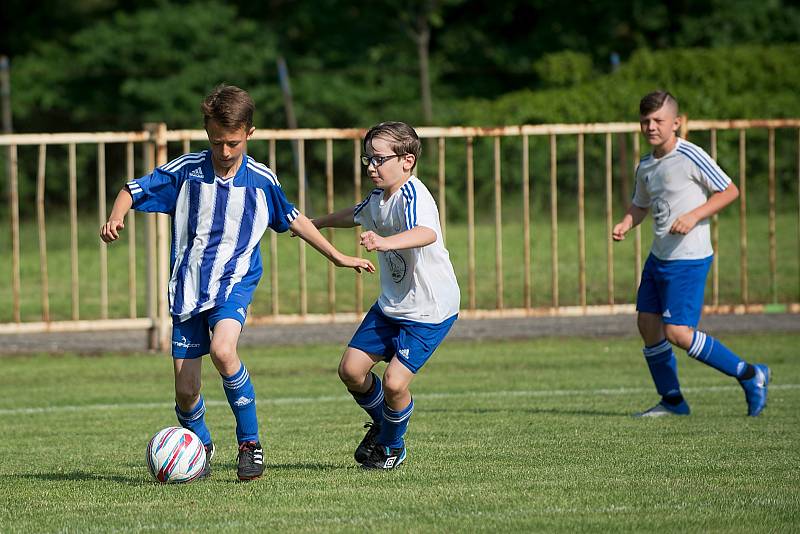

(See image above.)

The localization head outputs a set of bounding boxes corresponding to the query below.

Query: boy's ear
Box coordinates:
[403,154,416,172]
[246,126,256,139]
[676,114,688,138]
[672,113,684,135]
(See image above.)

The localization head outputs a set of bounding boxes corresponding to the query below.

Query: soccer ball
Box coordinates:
[146,427,206,483]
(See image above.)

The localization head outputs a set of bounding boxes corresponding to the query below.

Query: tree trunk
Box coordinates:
[416,14,433,125]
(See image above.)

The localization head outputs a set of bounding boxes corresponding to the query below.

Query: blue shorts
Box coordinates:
[636,254,712,327]
[171,301,248,359]
[348,304,457,374]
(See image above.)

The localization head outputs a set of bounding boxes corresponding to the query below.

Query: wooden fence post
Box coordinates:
[144,122,170,351]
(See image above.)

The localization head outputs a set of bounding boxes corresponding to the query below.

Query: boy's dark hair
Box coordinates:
[201,84,254,130]
[364,121,421,169]
[639,91,679,116]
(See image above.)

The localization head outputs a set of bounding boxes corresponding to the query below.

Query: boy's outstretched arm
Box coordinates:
[360,226,436,252]
[312,207,358,230]
[612,204,649,242]
[290,214,375,273]
[669,183,739,235]
[100,188,134,243]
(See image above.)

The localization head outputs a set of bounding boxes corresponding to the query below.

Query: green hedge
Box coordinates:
[447,45,800,125]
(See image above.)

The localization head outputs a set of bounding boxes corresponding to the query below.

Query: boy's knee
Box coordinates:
[664,325,693,350]
[338,348,374,387]
[382,373,410,398]
[174,384,200,410]
[636,312,664,335]
[209,342,237,366]
[637,312,664,343]
[337,359,351,383]
[338,358,364,388]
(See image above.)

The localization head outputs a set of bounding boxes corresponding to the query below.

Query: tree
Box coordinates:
[11,2,281,131]
[395,0,459,125]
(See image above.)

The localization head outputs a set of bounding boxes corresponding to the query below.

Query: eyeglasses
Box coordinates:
[361,153,407,167]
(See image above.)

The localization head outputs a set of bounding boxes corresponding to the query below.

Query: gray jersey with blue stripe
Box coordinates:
[633,138,732,260]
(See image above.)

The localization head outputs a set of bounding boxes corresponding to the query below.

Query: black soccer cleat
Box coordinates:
[360,444,406,470]
[199,442,215,479]
[237,441,264,481]
[354,422,381,464]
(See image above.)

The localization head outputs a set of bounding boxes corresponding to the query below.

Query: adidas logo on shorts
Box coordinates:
[398,348,410,358]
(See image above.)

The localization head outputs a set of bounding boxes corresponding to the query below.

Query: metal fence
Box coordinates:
[2,119,799,350]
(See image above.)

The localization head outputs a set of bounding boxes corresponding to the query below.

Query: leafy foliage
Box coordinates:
[7,0,800,132]
[450,45,800,125]
[11,2,282,131]
[534,51,595,88]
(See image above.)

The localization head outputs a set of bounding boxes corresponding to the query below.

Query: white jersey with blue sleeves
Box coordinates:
[127,151,299,322]
[354,176,460,324]
[632,138,732,260]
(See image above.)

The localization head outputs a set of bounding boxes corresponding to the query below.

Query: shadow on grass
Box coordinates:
[204,459,344,472]
[425,406,628,417]
[3,471,144,484]
[263,462,343,471]
[198,462,348,484]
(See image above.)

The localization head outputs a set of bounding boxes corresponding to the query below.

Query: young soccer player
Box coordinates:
[612,90,770,417]
[311,121,460,469]
[100,84,374,480]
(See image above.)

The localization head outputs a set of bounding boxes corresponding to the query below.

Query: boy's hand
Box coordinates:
[360,231,389,252]
[669,212,699,235]
[334,254,375,273]
[100,218,125,243]
[612,221,630,241]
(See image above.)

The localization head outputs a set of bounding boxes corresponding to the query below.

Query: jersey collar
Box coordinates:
[202,150,249,185]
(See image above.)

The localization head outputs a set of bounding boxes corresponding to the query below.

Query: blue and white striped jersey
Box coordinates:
[633,138,732,260]
[354,176,460,324]
[127,150,299,322]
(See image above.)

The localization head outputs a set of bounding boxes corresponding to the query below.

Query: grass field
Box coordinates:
[0,333,798,532]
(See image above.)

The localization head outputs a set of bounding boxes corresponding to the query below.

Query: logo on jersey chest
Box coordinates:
[652,198,671,226]
[385,250,407,283]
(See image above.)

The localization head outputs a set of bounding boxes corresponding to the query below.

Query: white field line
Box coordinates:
[0,384,798,417]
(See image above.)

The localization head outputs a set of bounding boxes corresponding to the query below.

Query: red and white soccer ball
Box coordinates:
[146,427,206,483]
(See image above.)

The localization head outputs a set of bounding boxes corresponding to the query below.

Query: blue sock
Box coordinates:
[378,398,414,449]
[643,339,682,399]
[221,362,259,443]
[175,395,212,446]
[348,372,385,423]
[687,331,749,378]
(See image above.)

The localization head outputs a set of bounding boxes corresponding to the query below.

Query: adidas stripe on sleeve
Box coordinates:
[126,153,206,214]
[676,141,732,192]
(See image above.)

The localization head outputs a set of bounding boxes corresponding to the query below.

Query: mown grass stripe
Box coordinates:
[2,383,796,416]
